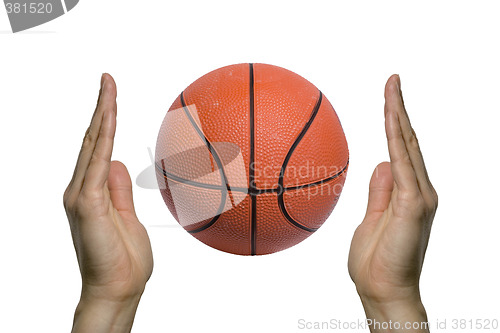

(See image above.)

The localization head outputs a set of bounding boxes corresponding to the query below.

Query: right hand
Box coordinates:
[348,75,438,331]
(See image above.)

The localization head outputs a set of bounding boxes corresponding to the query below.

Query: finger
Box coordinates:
[108,161,137,218]
[82,76,118,192]
[365,162,394,218]
[385,107,419,193]
[67,74,113,194]
[386,75,433,194]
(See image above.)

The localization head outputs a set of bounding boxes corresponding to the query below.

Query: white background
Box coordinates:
[1,1,499,332]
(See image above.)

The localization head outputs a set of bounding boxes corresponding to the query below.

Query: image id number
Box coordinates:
[452,319,499,330]
[5,2,53,14]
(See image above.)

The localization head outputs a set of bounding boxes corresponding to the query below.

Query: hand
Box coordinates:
[63,74,153,332]
[348,75,438,332]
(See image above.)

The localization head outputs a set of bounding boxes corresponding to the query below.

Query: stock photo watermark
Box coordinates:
[3,0,79,32]
[297,318,499,331]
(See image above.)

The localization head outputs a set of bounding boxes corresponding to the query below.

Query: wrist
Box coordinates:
[72,292,142,333]
[360,295,429,332]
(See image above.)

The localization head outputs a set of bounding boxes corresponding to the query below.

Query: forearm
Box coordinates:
[71,293,142,333]
[360,296,429,333]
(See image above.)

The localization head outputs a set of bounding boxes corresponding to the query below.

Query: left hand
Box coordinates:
[63,74,153,332]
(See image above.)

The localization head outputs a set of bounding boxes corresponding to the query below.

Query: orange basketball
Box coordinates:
[155,63,349,255]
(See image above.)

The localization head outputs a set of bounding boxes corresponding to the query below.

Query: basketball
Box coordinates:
[155,63,349,255]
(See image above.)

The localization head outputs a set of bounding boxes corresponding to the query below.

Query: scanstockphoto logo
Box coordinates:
[3,0,78,33]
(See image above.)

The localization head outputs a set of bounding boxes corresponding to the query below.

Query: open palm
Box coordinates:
[348,75,438,304]
[63,74,153,303]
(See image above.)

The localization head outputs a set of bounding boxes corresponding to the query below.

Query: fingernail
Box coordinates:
[393,75,399,90]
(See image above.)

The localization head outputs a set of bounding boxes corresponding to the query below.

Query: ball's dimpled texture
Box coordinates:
[156,63,348,255]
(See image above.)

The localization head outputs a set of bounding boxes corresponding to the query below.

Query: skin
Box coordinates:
[63,74,153,333]
[64,74,437,333]
[348,74,438,332]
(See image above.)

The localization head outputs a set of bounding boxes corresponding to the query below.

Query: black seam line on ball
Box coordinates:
[277,91,323,233]
[157,162,348,194]
[155,163,249,193]
[249,63,257,256]
[283,161,349,191]
[179,92,228,234]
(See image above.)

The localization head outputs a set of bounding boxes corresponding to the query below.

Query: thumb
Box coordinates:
[108,160,137,218]
[365,162,394,218]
